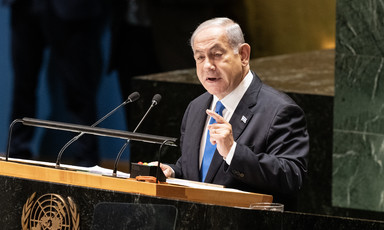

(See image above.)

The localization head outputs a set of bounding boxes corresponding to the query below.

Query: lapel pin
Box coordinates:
[241,116,247,123]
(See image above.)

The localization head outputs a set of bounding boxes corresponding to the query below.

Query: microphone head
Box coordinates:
[152,94,162,106]
[126,92,140,103]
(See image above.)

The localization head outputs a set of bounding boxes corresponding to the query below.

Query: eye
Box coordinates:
[214,52,223,58]
[195,55,205,62]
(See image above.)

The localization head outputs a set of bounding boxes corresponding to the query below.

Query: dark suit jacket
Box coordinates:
[171,72,309,206]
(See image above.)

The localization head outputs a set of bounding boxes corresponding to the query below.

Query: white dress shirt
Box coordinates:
[199,71,253,169]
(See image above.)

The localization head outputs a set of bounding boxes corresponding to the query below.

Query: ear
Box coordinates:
[239,43,251,66]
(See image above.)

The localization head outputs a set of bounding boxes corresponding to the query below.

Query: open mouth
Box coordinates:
[206,77,220,82]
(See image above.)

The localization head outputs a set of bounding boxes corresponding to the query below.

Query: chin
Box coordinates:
[204,84,226,96]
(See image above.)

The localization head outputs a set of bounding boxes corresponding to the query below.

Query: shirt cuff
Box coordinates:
[170,167,175,177]
[224,142,236,165]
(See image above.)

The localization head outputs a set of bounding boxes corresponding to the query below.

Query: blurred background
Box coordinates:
[3,0,384,222]
[0,0,335,171]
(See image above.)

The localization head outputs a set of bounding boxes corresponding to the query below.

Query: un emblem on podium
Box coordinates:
[21,193,80,230]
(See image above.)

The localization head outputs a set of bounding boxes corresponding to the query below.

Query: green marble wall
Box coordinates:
[333,0,384,212]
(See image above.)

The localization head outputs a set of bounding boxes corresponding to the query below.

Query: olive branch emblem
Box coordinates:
[68,196,80,230]
[21,193,80,229]
[21,192,36,230]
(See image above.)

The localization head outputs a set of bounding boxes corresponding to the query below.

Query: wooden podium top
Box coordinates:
[0,159,272,208]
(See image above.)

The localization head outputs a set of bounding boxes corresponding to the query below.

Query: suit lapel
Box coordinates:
[204,72,262,183]
[190,94,213,181]
[230,72,262,140]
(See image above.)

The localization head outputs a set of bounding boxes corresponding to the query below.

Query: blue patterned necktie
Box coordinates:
[200,101,225,182]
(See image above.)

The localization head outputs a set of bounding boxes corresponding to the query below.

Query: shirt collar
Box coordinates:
[213,71,253,113]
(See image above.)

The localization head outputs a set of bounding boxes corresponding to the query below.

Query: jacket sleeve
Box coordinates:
[171,102,192,178]
[227,104,309,195]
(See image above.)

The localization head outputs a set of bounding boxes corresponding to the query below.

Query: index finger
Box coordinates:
[206,109,226,123]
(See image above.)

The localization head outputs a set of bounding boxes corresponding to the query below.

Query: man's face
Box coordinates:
[193,27,246,99]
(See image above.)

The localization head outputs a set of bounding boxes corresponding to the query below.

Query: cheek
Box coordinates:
[195,63,202,72]
[195,69,204,83]
[196,63,206,75]
[195,62,202,71]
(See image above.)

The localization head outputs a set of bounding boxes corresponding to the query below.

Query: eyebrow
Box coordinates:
[194,44,224,55]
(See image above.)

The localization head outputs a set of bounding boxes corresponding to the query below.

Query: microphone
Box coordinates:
[55,91,140,168]
[112,94,162,177]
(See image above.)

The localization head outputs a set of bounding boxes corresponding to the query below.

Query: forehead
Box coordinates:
[193,27,229,52]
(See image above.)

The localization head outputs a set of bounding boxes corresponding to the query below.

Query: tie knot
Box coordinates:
[215,101,225,116]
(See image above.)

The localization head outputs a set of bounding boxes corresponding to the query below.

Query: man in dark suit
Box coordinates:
[160,17,309,208]
[4,0,106,166]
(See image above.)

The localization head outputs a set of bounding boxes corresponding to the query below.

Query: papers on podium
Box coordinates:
[0,157,250,194]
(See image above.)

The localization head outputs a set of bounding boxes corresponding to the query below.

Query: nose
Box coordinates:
[204,58,216,71]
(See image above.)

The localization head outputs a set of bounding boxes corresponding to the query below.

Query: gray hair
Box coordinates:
[190,17,245,53]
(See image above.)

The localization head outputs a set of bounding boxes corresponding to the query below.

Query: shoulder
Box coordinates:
[181,92,211,121]
[248,71,298,108]
[258,83,300,108]
[249,82,306,123]
[191,92,211,103]
[187,92,212,109]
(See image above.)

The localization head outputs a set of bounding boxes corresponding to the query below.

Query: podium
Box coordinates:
[0,117,279,229]
[0,160,272,207]
[2,159,383,230]
[0,159,272,229]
